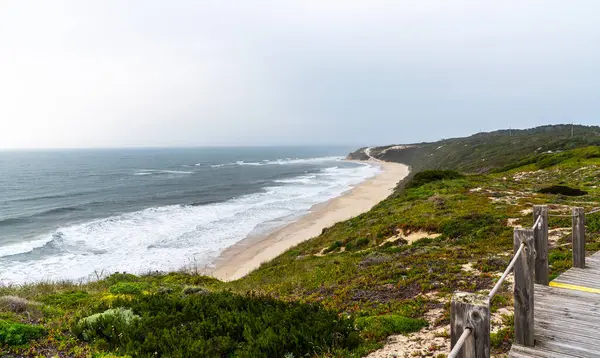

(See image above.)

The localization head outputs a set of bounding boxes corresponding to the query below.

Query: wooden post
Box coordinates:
[514,228,535,347]
[572,207,586,269]
[533,205,549,285]
[451,292,490,358]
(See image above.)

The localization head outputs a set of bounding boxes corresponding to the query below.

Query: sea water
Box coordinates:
[0,147,379,284]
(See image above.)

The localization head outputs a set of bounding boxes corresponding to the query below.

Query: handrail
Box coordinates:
[548,208,600,217]
[449,205,594,356]
[489,242,525,300]
[488,216,540,300]
[448,328,472,358]
[532,215,542,230]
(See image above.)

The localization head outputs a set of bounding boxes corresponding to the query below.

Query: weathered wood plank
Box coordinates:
[572,207,586,269]
[534,306,600,326]
[535,310,600,331]
[510,344,581,358]
[534,205,549,285]
[579,257,600,268]
[553,274,600,284]
[536,337,600,358]
[506,206,600,357]
[451,292,490,358]
[535,301,600,316]
[535,327,600,350]
[556,268,600,278]
[535,284,600,300]
[552,277,600,290]
[514,228,535,347]
[535,296,600,312]
[536,317,600,338]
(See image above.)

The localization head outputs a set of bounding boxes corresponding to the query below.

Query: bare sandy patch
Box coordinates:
[381,231,441,246]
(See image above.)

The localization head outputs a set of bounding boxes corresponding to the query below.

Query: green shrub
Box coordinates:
[73,291,360,357]
[75,308,141,342]
[355,315,427,341]
[441,213,503,240]
[535,152,573,169]
[41,290,89,307]
[587,213,600,232]
[346,238,370,251]
[324,240,343,253]
[405,170,464,190]
[182,286,209,295]
[490,314,513,353]
[0,320,45,346]
[104,273,141,285]
[109,282,148,295]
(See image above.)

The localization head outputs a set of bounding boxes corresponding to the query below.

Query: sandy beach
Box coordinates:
[207,160,410,281]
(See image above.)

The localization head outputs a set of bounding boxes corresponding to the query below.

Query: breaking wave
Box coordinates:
[0,161,380,284]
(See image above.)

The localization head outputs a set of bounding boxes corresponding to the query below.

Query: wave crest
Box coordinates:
[0,161,380,284]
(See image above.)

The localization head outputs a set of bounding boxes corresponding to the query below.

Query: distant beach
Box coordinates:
[208,160,410,281]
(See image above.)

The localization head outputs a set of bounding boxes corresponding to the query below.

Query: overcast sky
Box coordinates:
[1,1,599,148]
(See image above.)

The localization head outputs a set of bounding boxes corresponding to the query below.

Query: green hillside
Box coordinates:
[351,124,600,173]
[3,125,600,357]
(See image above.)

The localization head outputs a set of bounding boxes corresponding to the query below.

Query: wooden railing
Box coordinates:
[448,205,592,358]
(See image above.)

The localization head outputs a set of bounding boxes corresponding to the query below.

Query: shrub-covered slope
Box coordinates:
[350,124,600,173]
[3,132,600,357]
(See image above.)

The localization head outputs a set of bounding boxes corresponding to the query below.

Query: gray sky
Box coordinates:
[1,1,600,148]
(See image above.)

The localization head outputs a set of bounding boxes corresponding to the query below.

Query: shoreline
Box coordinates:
[205,160,410,281]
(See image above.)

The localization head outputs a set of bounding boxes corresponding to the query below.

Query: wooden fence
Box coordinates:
[448,205,591,358]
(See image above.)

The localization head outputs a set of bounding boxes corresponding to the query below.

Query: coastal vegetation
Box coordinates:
[355,124,600,172]
[2,125,600,357]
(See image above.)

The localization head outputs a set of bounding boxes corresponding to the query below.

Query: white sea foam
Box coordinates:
[0,237,54,257]
[236,156,343,166]
[134,169,193,175]
[208,156,343,168]
[274,175,318,184]
[0,162,380,284]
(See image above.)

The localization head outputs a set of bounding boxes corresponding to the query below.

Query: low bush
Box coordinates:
[0,320,45,346]
[105,273,141,285]
[324,240,343,253]
[108,282,148,295]
[41,291,90,308]
[346,238,370,251]
[538,185,588,196]
[182,286,209,295]
[0,296,31,313]
[441,213,503,240]
[75,307,141,342]
[72,291,360,357]
[355,315,427,341]
[405,170,464,190]
[535,152,573,169]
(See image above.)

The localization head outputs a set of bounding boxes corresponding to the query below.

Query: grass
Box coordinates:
[2,129,600,356]
[0,320,45,346]
[355,315,428,341]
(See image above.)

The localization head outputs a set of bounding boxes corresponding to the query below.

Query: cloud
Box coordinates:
[1,1,600,148]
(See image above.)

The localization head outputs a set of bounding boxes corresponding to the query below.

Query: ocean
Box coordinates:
[0,147,379,284]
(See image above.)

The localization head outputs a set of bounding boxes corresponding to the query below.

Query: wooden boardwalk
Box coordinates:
[449,206,600,358]
[509,251,600,358]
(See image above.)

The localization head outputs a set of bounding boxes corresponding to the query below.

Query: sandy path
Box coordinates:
[207,160,410,281]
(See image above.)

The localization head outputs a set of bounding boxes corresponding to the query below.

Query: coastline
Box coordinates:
[206,160,410,281]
